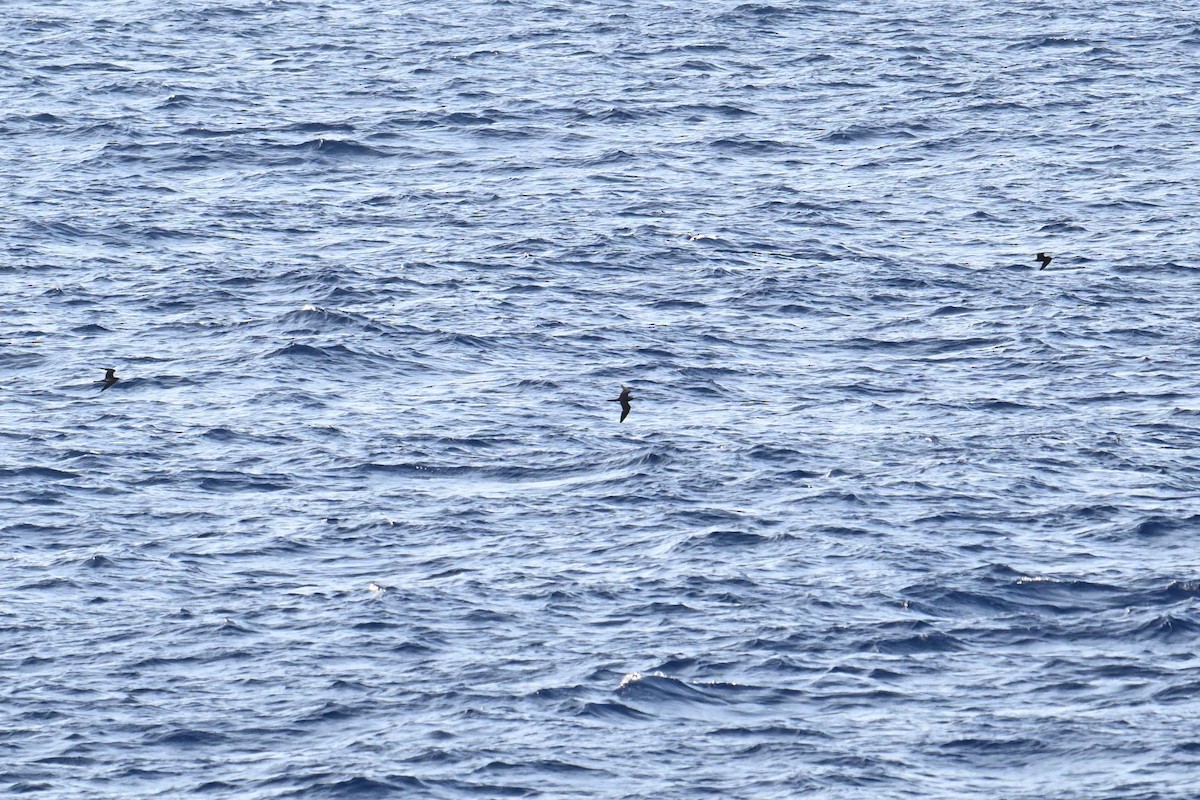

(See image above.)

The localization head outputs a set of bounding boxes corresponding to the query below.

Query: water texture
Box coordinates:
[4,0,1200,797]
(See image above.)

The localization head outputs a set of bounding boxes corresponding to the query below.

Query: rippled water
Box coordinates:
[5,1,1200,797]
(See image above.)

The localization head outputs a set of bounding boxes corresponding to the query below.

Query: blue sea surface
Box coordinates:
[4,0,1200,797]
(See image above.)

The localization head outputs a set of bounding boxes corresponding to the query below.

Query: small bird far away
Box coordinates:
[100,368,119,391]
[1035,252,1052,270]
[610,385,633,422]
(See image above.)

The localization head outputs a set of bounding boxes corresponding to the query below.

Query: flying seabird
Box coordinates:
[1035,252,1052,270]
[100,368,118,391]
[609,385,633,422]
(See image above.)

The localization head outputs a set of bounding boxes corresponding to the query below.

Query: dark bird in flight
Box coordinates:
[610,385,633,422]
[100,368,118,391]
[1035,252,1052,270]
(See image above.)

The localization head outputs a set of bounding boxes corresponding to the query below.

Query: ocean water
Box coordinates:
[4,0,1200,797]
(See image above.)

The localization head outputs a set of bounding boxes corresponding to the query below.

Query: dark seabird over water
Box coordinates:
[1035,252,1052,270]
[610,385,633,422]
[100,368,118,391]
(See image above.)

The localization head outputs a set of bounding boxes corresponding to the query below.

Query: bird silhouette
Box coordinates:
[609,385,633,422]
[1035,252,1052,270]
[100,368,118,391]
